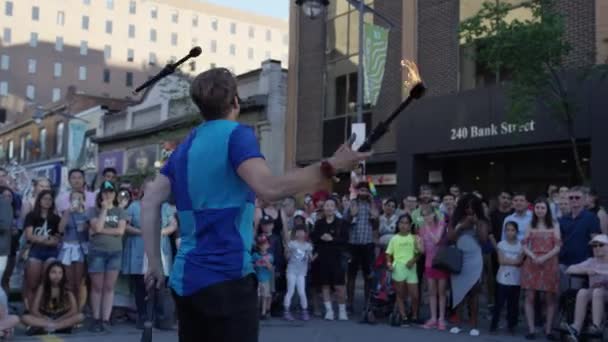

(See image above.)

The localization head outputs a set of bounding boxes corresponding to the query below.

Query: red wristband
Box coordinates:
[320,160,336,179]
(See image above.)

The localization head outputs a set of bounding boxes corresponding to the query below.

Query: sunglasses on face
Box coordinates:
[569,196,582,200]
[592,244,605,248]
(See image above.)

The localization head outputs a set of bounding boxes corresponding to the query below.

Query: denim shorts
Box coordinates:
[88,250,122,273]
[28,247,58,262]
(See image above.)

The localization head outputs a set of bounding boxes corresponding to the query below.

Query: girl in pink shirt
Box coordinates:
[419,207,449,330]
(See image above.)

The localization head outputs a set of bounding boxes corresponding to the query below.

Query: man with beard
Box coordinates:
[345,182,378,312]
[412,185,444,229]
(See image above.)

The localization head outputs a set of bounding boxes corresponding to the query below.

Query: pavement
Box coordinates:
[9,316,534,342]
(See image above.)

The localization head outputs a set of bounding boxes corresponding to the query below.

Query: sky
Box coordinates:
[203,0,289,20]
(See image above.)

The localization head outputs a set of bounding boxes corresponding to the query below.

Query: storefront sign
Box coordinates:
[368,174,397,186]
[450,120,536,141]
[98,150,125,175]
[67,121,88,168]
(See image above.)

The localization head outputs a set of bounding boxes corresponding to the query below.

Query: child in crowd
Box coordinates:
[22,261,84,335]
[386,214,423,325]
[283,225,313,321]
[253,235,274,320]
[419,207,448,330]
[491,221,523,334]
[564,234,608,340]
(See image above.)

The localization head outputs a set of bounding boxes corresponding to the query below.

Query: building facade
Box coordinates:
[95,60,288,181]
[288,0,608,199]
[0,0,288,122]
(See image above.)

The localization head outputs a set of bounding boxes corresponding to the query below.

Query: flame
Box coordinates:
[401,59,422,92]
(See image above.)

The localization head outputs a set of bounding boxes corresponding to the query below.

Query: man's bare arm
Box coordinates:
[238,145,370,203]
[141,175,172,268]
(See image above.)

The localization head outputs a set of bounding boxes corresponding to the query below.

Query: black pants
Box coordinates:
[173,274,259,342]
[347,244,375,278]
[130,275,147,319]
[491,283,521,330]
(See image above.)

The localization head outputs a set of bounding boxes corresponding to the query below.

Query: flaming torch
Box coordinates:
[358,60,426,152]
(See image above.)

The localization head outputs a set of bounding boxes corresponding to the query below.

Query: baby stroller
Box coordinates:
[360,252,397,325]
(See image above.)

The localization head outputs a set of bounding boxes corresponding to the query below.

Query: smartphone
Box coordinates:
[347,133,357,147]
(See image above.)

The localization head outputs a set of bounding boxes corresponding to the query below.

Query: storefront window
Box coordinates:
[459,0,534,90]
[56,122,64,155]
[39,128,47,157]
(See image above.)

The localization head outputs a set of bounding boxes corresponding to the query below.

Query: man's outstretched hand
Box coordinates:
[329,144,372,172]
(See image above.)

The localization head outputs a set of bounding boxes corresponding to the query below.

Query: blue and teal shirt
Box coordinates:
[161,120,264,296]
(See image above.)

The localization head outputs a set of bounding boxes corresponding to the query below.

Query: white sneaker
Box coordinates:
[338,310,349,321]
[324,310,335,321]
[450,327,462,334]
[469,329,480,337]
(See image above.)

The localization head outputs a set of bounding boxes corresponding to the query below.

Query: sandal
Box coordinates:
[423,319,437,329]
[437,320,447,331]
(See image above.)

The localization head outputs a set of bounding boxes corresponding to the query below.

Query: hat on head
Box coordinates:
[260,215,274,225]
[590,234,608,245]
[101,181,116,192]
[294,210,306,219]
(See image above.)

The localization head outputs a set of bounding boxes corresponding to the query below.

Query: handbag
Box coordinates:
[432,245,463,274]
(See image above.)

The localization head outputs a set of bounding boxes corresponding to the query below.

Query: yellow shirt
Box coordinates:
[386,234,417,265]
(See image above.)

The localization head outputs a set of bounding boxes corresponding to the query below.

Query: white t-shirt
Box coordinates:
[286,240,313,276]
[496,240,523,286]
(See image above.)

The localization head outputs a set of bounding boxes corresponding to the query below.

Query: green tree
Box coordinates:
[460,0,606,184]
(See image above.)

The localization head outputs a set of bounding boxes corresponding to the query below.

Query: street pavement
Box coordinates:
[11,318,533,342]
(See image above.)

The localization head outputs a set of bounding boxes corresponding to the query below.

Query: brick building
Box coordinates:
[287,0,608,198]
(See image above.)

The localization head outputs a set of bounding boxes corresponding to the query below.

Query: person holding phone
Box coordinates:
[141,68,370,342]
[57,190,89,310]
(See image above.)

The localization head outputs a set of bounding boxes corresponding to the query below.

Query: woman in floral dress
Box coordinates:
[521,198,561,340]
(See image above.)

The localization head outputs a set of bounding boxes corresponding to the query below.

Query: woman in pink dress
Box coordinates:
[521,198,561,340]
[419,207,449,330]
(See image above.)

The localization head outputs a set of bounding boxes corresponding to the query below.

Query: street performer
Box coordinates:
[141,68,371,342]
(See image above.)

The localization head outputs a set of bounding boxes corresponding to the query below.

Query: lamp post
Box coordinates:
[295,0,396,124]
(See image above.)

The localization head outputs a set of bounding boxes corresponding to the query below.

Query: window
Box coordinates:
[7,140,13,160]
[29,32,38,47]
[4,1,12,16]
[103,69,110,83]
[248,48,254,60]
[52,88,60,102]
[266,30,272,41]
[27,59,36,74]
[265,51,271,59]
[79,66,87,80]
[230,23,237,34]
[192,38,198,46]
[211,18,218,31]
[105,20,113,34]
[53,63,62,78]
[127,49,134,62]
[82,16,89,30]
[172,11,179,23]
[39,128,47,156]
[26,85,35,100]
[128,25,135,38]
[150,29,157,42]
[192,15,198,27]
[83,0,91,5]
[32,6,40,21]
[57,11,65,25]
[210,63,216,69]
[0,82,7,96]
[55,122,64,155]
[283,34,288,45]
[106,0,114,10]
[2,28,11,44]
[149,53,157,66]
[150,6,157,19]
[19,135,25,161]
[0,55,9,70]
[229,44,236,56]
[80,41,88,55]
[129,1,136,14]
[55,37,63,51]
[189,61,196,72]
[249,26,255,38]
[126,72,133,87]
[210,40,217,53]
[104,45,112,60]
[171,33,178,46]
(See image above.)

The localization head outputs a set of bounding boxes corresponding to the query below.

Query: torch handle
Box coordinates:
[357,95,413,152]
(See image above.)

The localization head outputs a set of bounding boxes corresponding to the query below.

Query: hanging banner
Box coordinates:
[67,120,88,168]
[363,23,389,106]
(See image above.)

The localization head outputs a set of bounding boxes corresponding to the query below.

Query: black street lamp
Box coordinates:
[295,0,329,20]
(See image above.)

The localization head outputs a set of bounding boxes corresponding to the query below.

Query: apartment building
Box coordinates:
[0,0,288,122]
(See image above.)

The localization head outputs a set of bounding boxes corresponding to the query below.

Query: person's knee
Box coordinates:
[577,288,590,301]
[592,288,604,301]
[91,281,103,293]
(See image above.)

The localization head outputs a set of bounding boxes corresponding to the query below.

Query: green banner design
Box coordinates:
[363,23,389,106]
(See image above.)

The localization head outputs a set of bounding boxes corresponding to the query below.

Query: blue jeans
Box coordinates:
[88,250,122,273]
